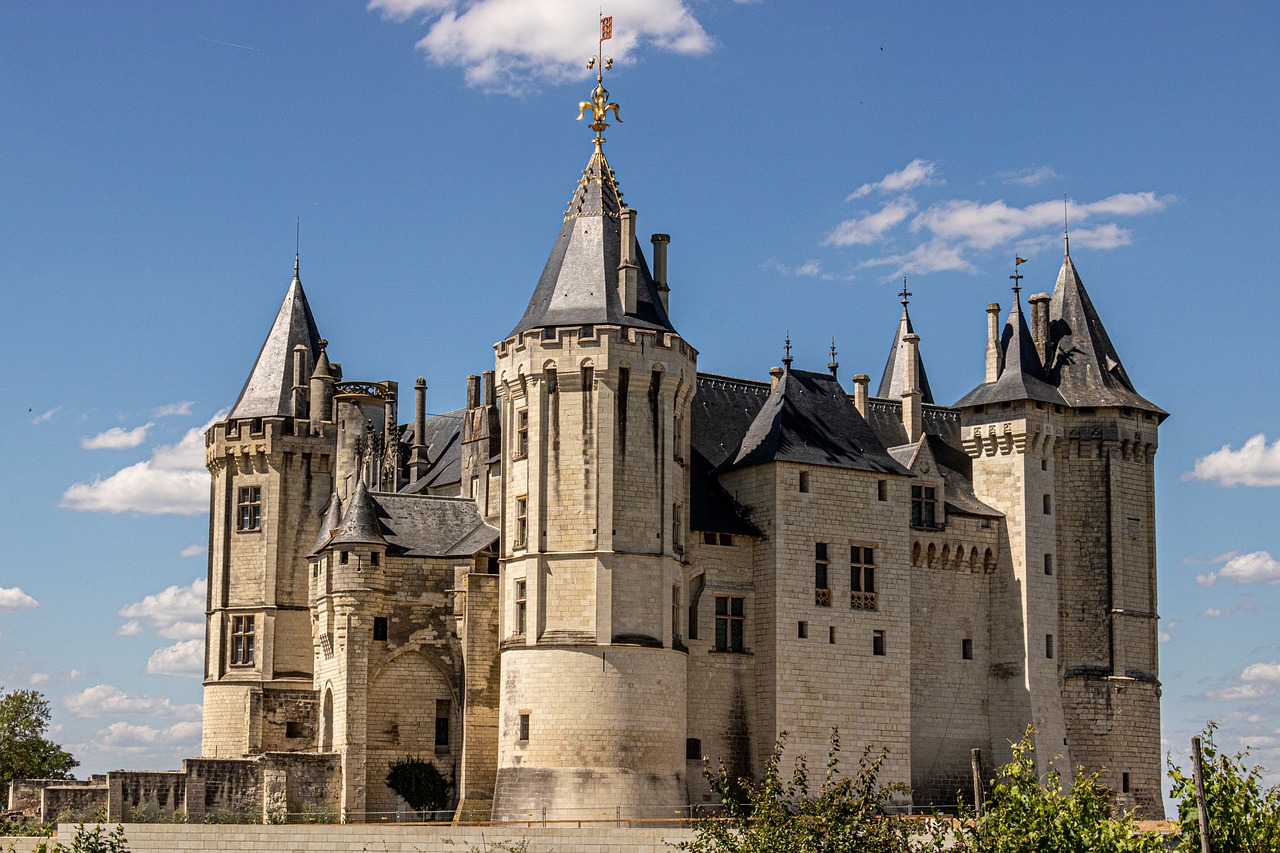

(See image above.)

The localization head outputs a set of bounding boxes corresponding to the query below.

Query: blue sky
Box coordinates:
[2,2,1278,799]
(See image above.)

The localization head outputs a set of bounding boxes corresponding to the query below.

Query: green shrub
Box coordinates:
[1168,722,1280,853]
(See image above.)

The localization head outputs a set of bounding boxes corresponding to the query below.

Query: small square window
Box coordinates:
[828,626,836,644]
[518,712,530,741]
[1122,772,1130,794]
[799,471,810,493]
[340,551,349,565]
[686,738,702,761]
[1044,554,1054,576]
[1041,458,1048,471]
[285,721,305,739]
[1046,634,1055,659]
[798,621,808,639]
[962,638,973,660]
[877,480,888,501]
[872,630,886,656]
[704,531,717,545]
[370,551,380,567]
[1043,494,1052,514]
[719,533,733,546]
[373,617,388,641]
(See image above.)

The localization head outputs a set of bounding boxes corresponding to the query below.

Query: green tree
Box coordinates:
[681,729,940,853]
[1168,722,1280,853]
[0,688,78,788]
[953,728,1164,853]
[385,757,450,814]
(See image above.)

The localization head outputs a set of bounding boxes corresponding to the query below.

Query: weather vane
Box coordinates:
[1011,255,1027,295]
[577,14,620,146]
[899,276,912,307]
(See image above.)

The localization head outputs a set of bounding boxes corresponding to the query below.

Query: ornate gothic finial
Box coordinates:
[1011,256,1027,297]
[318,337,328,353]
[899,276,912,308]
[577,14,620,147]
[782,332,793,372]
[828,337,839,377]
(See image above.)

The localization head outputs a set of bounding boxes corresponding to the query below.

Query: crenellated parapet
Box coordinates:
[962,417,1063,458]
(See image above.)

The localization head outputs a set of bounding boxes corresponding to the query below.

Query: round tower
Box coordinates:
[491,69,696,819]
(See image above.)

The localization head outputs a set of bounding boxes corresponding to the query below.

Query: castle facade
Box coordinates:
[198,81,1166,820]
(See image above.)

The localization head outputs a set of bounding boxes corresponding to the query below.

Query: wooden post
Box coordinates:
[970,748,984,816]
[1192,735,1211,853]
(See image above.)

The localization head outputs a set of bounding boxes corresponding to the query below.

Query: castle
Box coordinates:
[193,72,1166,821]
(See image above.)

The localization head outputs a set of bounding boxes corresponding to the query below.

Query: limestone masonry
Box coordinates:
[12,76,1167,824]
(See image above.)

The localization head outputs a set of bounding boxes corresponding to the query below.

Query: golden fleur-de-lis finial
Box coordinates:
[577,15,620,144]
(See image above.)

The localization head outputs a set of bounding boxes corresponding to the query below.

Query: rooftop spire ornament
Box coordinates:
[899,276,912,308]
[577,14,621,148]
[1011,255,1027,296]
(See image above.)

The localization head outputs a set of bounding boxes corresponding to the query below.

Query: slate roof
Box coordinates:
[508,146,675,337]
[230,259,323,420]
[372,494,498,558]
[1047,255,1166,417]
[954,292,1065,408]
[311,493,343,555]
[877,305,934,403]
[329,480,386,547]
[401,409,466,494]
[724,369,911,476]
[689,373,769,536]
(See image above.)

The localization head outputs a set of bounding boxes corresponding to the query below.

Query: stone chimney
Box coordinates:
[769,366,784,392]
[985,303,1002,383]
[618,209,639,315]
[853,373,869,419]
[410,377,429,481]
[651,233,671,314]
[902,334,923,443]
[1029,292,1052,368]
[309,339,335,426]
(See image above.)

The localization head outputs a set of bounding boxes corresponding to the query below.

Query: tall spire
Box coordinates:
[782,332,793,372]
[508,62,673,338]
[1047,254,1165,415]
[229,257,322,420]
[877,279,934,403]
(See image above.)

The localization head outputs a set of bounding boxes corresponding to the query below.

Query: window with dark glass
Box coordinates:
[237,486,262,531]
[872,629,886,656]
[373,617,388,641]
[851,546,877,610]
[435,699,451,747]
[231,615,255,665]
[814,543,831,606]
[515,497,528,547]
[515,579,527,635]
[714,596,744,652]
[911,485,937,528]
[516,409,529,457]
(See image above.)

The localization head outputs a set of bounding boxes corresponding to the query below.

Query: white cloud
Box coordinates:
[997,165,1059,187]
[1241,662,1280,683]
[32,407,60,425]
[762,258,855,281]
[371,0,712,93]
[0,587,38,611]
[117,621,142,636]
[93,719,202,751]
[81,423,153,450]
[153,401,194,418]
[119,579,206,640]
[146,640,204,678]
[847,159,940,200]
[29,672,50,685]
[67,669,87,680]
[1197,551,1280,587]
[65,684,201,719]
[1186,434,1280,487]
[1206,683,1275,701]
[824,198,917,247]
[180,544,207,558]
[60,412,223,515]
[910,192,1173,251]
[861,238,974,278]
[1158,619,1178,643]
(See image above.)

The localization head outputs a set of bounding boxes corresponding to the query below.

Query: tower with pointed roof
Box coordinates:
[490,68,696,819]
[953,249,1165,813]
[202,258,339,759]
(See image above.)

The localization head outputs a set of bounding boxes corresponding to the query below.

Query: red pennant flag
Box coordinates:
[1016,256,1028,266]
[601,16,613,40]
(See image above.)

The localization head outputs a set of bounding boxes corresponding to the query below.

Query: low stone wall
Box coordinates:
[41,784,108,822]
[108,771,186,822]
[7,778,104,815]
[38,823,698,852]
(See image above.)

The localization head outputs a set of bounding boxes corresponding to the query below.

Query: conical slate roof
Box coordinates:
[310,492,343,555]
[329,479,387,547]
[955,292,1064,408]
[725,369,910,475]
[1047,255,1165,416]
[229,258,322,419]
[508,145,675,338]
[877,304,934,403]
